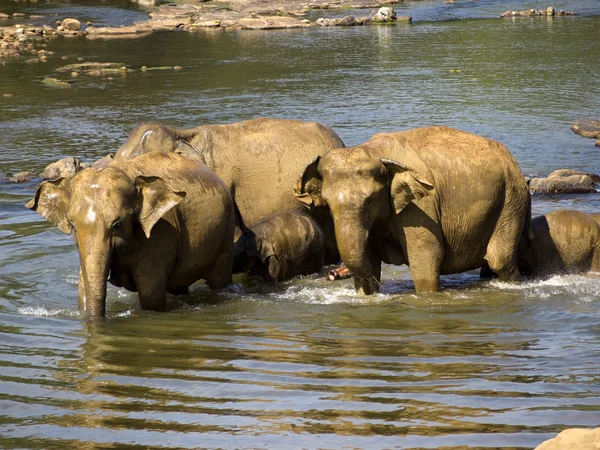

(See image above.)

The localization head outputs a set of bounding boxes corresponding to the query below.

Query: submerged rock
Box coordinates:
[534,427,600,450]
[529,169,598,194]
[572,119,600,139]
[42,157,81,180]
[7,171,37,183]
[41,77,72,88]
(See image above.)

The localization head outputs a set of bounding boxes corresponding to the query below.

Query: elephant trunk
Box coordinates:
[78,239,111,319]
[333,214,379,294]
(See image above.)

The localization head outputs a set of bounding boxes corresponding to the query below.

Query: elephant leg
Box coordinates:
[205,252,233,289]
[403,227,444,293]
[354,257,382,295]
[590,248,600,273]
[131,257,170,312]
[485,231,521,282]
[408,254,441,293]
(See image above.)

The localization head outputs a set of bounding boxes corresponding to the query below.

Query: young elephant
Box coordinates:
[519,210,600,278]
[234,212,325,282]
[295,126,531,294]
[26,152,235,318]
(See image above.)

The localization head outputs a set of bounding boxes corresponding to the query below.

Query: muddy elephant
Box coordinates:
[295,126,531,294]
[519,210,600,278]
[26,152,235,318]
[234,211,325,282]
[113,117,344,263]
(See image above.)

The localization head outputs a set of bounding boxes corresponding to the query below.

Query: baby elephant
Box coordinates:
[519,209,600,279]
[235,212,325,282]
[27,152,235,318]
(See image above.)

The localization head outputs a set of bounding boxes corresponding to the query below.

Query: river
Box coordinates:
[1,0,599,448]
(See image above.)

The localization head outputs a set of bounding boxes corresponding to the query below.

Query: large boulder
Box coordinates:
[535,427,600,449]
[529,169,598,194]
[61,18,81,31]
[373,7,396,22]
[572,119,600,139]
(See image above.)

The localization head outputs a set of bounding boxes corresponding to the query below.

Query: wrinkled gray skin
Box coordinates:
[519,210,600,278]
[113,117,344,263]
[234,211,325,282]
[296,126,531,294]
[27,152,235,318]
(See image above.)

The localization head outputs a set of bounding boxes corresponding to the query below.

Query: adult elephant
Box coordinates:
[295,126,531,294]
[113,118,345,263]
[27,152,235,318]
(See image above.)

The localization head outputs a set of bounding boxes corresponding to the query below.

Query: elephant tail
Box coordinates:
[522,189,534,246]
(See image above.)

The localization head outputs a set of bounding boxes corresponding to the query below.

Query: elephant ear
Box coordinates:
[293,156,325,208]
[25,178,72,234]
[135,175,186,239]
[174,139,207,164]
[255,236,276,264]
[382,159,434,215]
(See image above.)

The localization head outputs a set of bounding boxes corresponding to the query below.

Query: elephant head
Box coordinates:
[294,147,434,294]
[26,167,185,318]
[114,123,205,162]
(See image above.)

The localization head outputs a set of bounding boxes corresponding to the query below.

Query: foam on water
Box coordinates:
[17,306,79,318]
[491,274,600,302]
[268,284,387,305]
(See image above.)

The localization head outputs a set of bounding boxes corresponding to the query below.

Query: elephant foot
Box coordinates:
[327,265,353,281]
[355,276,380,295]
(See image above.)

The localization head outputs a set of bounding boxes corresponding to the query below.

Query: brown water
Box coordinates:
[1,1,600,448]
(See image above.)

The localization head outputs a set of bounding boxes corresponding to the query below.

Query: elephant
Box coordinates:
[113,117,345,263]
[26,152,235,318]
[518,210,600,278]
[233,211,325,282]
[295,126,532,294]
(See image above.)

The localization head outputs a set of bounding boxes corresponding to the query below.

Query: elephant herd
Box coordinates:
[26,118,600,318]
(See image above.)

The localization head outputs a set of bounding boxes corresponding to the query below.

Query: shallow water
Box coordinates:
[1,0,600,448]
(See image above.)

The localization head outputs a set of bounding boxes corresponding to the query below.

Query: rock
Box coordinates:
[91,153,114,170]
[56,62,127,72]
[572,119,600,139]
[42,157,81,180]
[8,171,36,183]
[549,169,600,183]
[534,427,600,450]
[61,18,81,31]
[374,7,396,22]
[529,169,598,194]
[501,7,575,17]
[0,13,9,19]
[41,77,71,88]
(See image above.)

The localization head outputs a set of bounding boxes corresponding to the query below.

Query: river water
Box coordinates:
[1,1,600,448]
